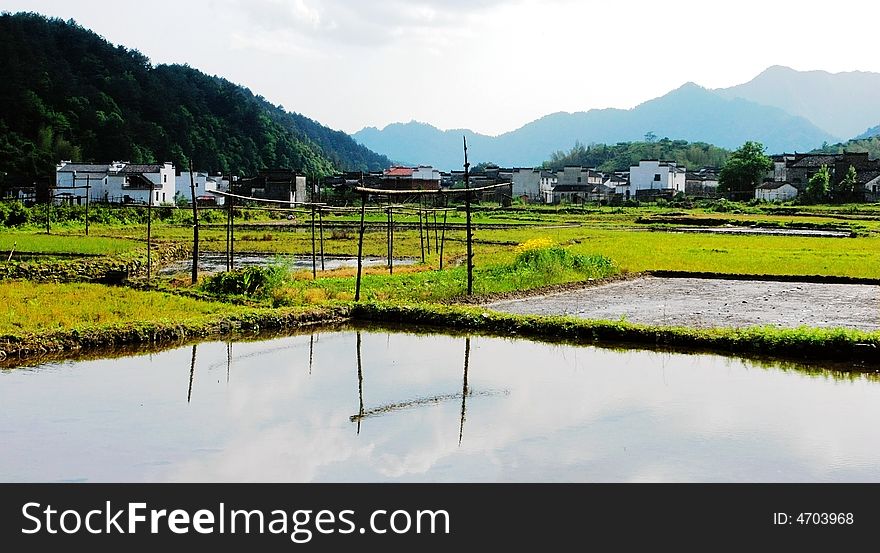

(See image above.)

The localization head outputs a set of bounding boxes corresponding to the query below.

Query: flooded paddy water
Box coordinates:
[2,327,880,482]
[158,252,417,275]
[487,276,880,330]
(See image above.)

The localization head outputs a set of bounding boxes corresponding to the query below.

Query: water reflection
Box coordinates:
[2,329,880,483]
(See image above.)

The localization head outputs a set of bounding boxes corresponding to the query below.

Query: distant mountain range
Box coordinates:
[354,66,880,168]
[856,124,880,140]
[716,65,880,139]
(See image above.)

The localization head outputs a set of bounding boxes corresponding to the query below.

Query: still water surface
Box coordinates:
[2,328,879,482]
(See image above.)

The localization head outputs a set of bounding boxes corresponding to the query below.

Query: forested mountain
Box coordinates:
[354,83,834,168]
[811,137,880,159]
[544,139,730,172]
[0,12,390,181]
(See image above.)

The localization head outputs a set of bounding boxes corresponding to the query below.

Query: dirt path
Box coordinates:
[485,276,880,330]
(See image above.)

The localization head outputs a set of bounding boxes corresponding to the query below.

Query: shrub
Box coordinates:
[202,260,291,298]
[511,245,615,278]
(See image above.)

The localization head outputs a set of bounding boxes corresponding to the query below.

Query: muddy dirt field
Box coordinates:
[486,276,880,330]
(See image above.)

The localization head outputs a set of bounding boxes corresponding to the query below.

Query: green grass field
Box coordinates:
[0,232,140,256]
[0,281,251,334]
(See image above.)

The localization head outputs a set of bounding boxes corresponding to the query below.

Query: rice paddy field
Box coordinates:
[4,201,880,360]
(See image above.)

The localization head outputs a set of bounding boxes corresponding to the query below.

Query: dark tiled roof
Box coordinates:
[789,155,837,168]
[756,182,794,190]
[858,171,880,185]
[553,184,591,192]
[57,163,111,173]
[119,164,165,173]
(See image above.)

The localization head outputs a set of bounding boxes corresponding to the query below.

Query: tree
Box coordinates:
[805,165,831,203]
[718,141,773,199]
[833,164,858,203]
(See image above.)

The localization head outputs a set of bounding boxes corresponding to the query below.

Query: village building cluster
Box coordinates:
[6,151,876,208]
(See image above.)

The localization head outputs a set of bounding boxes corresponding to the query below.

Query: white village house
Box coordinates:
[629,160,686,198]
[755,181,798,202]
[55,161,176,205]
[511,168,541,202]
[176,171,229,205]
[539,171,558,204]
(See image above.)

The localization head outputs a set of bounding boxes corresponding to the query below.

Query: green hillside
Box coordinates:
[0,12,390,181]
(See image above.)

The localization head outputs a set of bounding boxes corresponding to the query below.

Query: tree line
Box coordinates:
[544,136,730,172]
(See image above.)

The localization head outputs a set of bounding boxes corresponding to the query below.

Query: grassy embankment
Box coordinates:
[0,281,344,359]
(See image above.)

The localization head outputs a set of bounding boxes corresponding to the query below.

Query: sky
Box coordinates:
[3,0,880,136]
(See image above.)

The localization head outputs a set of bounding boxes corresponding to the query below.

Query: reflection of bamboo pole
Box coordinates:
[459,337,470,446]
[356,331,364,435]
[309,333,314,375]
[226,342,232,383]
[187,344,197,403]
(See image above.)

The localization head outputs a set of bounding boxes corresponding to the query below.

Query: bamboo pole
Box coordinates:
[439,198,448,270]
[189,161,199,285]
[84,174,90,236]
[388,202,394,275]
[147,188,152,281]
[319,208,325,271]
[433,209,439,254]
[225,195,231,271]
[355,192,366,302]
[418,198,425,263]
[230,194,235,270]
[310,205,317,279]
[464,136,473,295]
